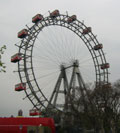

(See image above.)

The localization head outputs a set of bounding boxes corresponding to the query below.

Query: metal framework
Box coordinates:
[15,11,109,113]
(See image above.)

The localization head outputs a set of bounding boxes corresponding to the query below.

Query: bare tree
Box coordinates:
[87,82,120,133]
[68,81,120,132]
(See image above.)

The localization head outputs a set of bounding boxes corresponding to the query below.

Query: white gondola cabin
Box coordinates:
[11,53,22,63]
[29,109,41,116]
[101,63,110,69]
[67,15,77,24]
[32,14,43,23]
[82,27,91,35]
[15,83,26,91]
[18,29,28,39]
[94,44,103,50]
[50,10,59,18]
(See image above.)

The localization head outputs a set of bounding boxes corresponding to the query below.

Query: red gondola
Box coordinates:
[15,83,26,91]
[32,14,43,23]
[67,15,77,24]
[29,109,41,116]
[94,44,103,50]
[82,27,91,35]
[18,29,28,38]
[102,83,111,88]
[50,10,59,18]
[101,63,110,69]
[11,53,22,63]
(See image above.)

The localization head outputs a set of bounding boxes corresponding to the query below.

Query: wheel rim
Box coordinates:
[17,13,109,111]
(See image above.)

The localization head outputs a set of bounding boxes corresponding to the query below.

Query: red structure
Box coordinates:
[102,83,111,88]
[32,14,43,23]
[82,27,91,35]
[29,109,41,116]
[0,117,55,133]
[94,44,103,50]
[18,29,28,39]
[101,63,110,69]
[67,15,77,23]
[11,53,22,63]
[15,83,26,91]
[50,10,59,18]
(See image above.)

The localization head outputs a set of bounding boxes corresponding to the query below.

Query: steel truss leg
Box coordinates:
[48,66,69,108]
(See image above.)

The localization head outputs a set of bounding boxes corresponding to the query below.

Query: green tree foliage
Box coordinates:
[0,45,6,72]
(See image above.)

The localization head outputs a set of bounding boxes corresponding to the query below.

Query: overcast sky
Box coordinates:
[0,0,120,117]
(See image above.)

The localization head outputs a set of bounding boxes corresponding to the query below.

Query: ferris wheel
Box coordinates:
[11,10,110,114]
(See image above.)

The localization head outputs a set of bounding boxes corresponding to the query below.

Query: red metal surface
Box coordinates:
[94,44,103,50]
[50,10,59,18]
[18,29,28,38]
[32,14,43,23]
[82,27,91,35]
[11,55,22,63]
[101,63,110,69]
[67,15,77,23]
[15,83,26,91]
[102,83,111,88]
[29,109,41,116]
[0,117,55,133]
